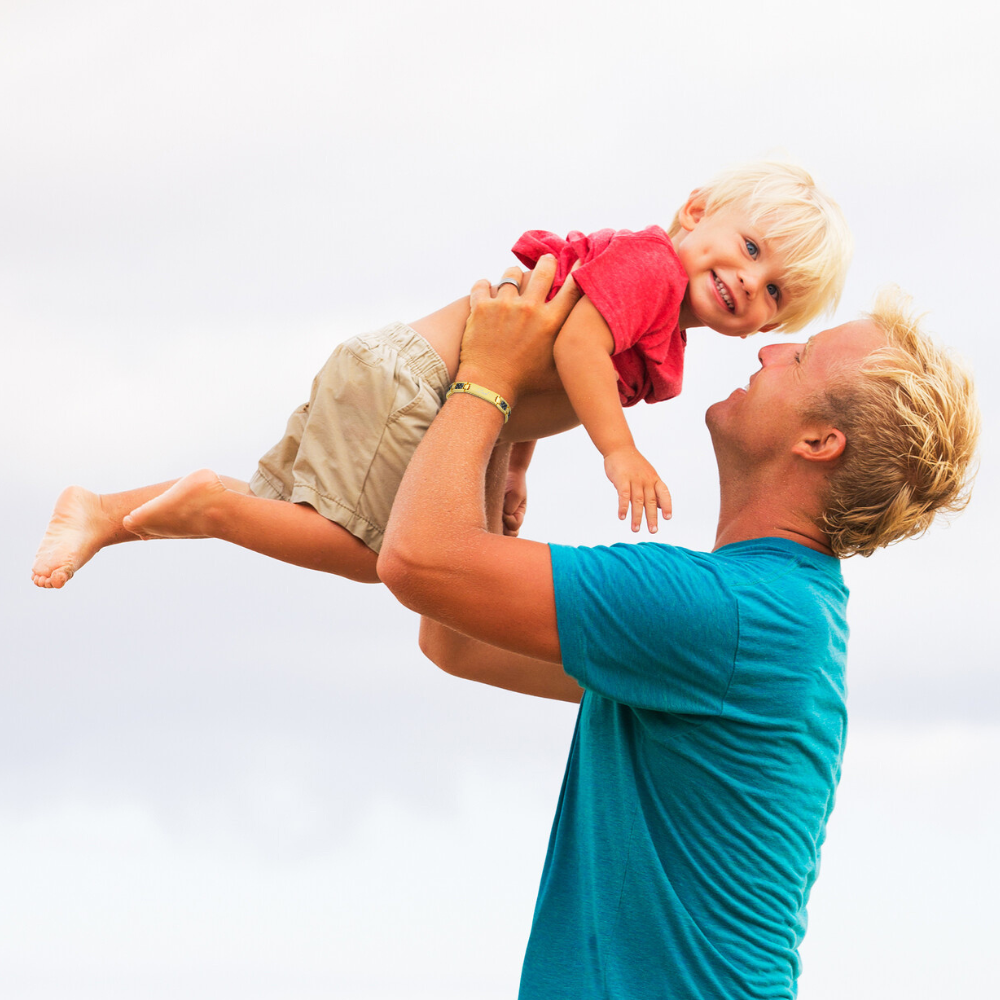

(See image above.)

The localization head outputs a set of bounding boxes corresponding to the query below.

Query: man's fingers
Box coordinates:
[469,276,493,308]
[524,254,558,300]
[547,272,583,331]
[551,270,583,312]
[495,266,525,297]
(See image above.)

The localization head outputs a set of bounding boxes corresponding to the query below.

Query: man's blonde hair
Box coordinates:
[669,161,853,333]
[813,288,980,558]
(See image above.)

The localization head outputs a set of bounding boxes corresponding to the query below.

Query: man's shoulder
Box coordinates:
[550,536,838,571]
[711,537,844,583]
[548,541,733,616]
[549,539,711,575]
[549,537,845,606]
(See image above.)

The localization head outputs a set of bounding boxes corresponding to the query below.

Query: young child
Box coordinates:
[31,161,852,589]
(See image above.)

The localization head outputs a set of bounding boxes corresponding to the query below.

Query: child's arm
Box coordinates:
[503,440,537,536]
[553,297,672,533]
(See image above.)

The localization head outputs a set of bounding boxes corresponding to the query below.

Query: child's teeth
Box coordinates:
[714,275,733,308]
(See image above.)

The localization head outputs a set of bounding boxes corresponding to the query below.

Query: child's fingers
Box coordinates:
[655,480,673,522]
[617,483,630,522]
[631,483,645,533]
[644,493,659,534]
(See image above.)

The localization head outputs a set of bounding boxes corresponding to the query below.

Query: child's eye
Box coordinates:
[767,283,779,300]
[745,239,759,258]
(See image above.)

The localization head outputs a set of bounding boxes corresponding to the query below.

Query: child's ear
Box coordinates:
[758,323,779,333]
[677,189,708,232]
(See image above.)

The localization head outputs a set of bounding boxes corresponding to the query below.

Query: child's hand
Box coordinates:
[604,446,672,534]
[503,466,528,537]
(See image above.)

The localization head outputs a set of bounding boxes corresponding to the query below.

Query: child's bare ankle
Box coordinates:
[122,469,230,540]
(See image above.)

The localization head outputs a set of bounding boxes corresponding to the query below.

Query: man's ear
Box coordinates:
[676,189,708,232]
[792,426,846,464]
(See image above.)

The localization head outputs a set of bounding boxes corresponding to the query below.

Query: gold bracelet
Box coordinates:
[445,381,512,423]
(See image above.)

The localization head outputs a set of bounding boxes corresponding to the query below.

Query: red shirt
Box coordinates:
[512,226,687,407]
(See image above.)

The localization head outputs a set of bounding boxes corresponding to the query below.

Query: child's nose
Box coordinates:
[740,271,760,297]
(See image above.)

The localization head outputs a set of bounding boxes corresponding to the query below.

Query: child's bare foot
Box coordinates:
[123,469,229,540]
[32,486,115,589]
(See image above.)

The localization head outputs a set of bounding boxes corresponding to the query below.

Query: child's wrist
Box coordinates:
[602,441,639,461]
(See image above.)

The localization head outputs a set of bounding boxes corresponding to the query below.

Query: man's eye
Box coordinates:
[745,239,759,258]
[767,283,779,300]
[794,352,801,363]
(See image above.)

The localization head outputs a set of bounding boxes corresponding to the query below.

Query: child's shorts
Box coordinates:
[249,321,451,553]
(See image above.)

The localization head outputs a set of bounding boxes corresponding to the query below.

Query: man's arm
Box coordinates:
[418,618,584,702]
[378,257,581,664]
[415,437,582,702]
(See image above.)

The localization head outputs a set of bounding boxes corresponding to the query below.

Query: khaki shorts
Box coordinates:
[249,321,450,553]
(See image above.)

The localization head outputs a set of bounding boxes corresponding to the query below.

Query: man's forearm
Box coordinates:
[382,391,502,565]
[508,439,537,474]
[380,260,579,662]
[418,616,582,702]
[411,437,580,700]
[379,392,561,660]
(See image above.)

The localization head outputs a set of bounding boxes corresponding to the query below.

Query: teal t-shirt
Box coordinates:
[519,538,848,1000]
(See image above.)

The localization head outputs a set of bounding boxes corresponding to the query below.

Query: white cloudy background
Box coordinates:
[2,2,998,998]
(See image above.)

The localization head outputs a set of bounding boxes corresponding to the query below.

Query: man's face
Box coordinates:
[674,203,789,339]
[707,320,888,461]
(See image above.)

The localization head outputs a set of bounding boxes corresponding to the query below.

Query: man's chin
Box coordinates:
[704,402,725,442]
[707,386,746,418]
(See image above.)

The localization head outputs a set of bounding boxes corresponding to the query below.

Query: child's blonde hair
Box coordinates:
[669,161,853,334]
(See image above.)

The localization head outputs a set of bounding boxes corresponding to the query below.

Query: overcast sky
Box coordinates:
[2,2,998,998]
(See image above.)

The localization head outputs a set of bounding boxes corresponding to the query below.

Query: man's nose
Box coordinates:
[757,342,791,365]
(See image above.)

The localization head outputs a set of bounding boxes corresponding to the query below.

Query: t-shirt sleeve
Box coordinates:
[511,230,568,270]
[550,542,738,714]
[572,231,687,354]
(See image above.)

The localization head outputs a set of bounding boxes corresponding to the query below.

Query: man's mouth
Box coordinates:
[713,272,734,312]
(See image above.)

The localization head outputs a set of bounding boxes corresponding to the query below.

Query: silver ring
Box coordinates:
[496,278,521,293]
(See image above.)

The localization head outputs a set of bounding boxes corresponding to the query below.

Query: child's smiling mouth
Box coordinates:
[712,272,735,312]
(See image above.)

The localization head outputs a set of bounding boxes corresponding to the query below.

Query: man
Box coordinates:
[377,257,979,998]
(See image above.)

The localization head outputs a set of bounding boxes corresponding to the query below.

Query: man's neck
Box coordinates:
[712,474,835,556]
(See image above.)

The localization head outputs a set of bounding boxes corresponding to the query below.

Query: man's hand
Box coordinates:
[458,256,583,408]
[502,439,536,537]
[503,464,528,536]
[604,445,673,533]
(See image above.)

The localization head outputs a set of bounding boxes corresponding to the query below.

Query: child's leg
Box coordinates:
[122,469,379,583]
[31,475,254,589]
[32,472,379,588]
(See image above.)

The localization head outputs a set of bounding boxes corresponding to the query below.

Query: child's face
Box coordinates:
[673,196,789,338]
